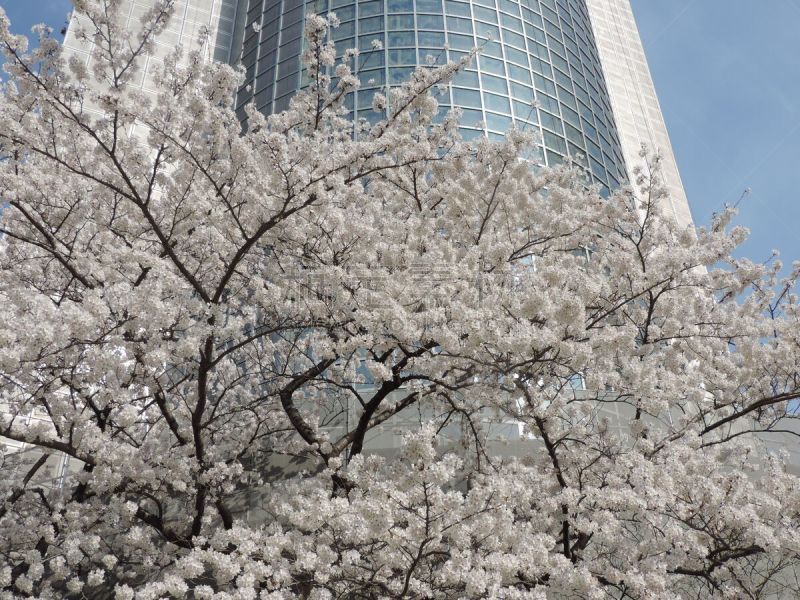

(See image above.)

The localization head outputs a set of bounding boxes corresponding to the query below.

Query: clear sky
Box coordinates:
[3,0,799,266]
[631,0,800,268]
[1,1,71,40]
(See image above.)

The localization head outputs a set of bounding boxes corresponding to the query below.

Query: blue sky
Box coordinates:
[631,0,800,268]
[3,0,799,266]
[1,1,71,39]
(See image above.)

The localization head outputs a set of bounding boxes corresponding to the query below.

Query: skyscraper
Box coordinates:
[10,0,695,487]
[223,0,697,456]
[586,0,693,225]
[63,0,244,94]
[235,0,633,196]
[2,0,249,491]
[60,0,692,216]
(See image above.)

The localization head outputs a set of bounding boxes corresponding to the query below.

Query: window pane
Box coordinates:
[336,5,355,20]
[460,127,485,140]
[388,31,416,46]
[486,112,512,132]
[418,31,446,46]
[500,13,523,31]
[512,100,537,122]
[479,56,505,76]
[359,1,383,16]
[453,87,482,108]
[417,0,443,12]
[534,74,556,96]
[540,110,561,132]
[359,49,385,68]
[447,16,474,33]
[483,92,510,113]
[447,33,473,51]
[334,37,354,53]
[445,0,471,16]
[417,14,445,29]
[359,68,386,87]
[510,82,533,102]
[419,48,447,64]
[359,32,384,50]
[544,130,567,153]
[388,0,414,12]
[389,48,418,65]
[475,22,499,40]
[359,16,384,34]
[453,69,479,87]
[457,107,483,127]
[536,92,559,113]
[502,29,525,49]
[473,6,497,23]
[389,66,415,83]
[333,21,355,38]
[388,15,415,29]
[508,63,531,84]
[483,40,503,58]
[481,73,508,95]
[498,0,519,16]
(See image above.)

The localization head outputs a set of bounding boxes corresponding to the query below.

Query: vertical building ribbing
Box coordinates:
[33,0,699,483]
[10,0,246,489]
[236,0,630,195]
[57,1,692,217]
[63,0,243,92]
[586,0,693,226]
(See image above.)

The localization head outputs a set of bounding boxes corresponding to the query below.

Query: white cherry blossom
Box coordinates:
[1,2,800,598]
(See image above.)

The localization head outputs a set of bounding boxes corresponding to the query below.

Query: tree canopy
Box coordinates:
[1,3,800,598]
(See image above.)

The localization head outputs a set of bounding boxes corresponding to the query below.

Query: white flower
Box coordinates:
[87,569,105,587]
[114,586,135,600]
[1,11,798,599]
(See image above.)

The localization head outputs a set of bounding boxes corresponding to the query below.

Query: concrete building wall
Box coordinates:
[585,0,694,226]
[0,0,246,489]
[62,0,243,93]
[0,405,82,491]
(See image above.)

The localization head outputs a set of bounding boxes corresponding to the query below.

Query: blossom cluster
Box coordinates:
[0,2,799,598]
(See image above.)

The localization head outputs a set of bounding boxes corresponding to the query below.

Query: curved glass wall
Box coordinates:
[237,0,627,193]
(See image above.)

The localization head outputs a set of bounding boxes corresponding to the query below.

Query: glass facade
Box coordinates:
[236,0,628,192]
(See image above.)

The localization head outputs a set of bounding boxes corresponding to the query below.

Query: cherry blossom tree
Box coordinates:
[2,2,800,597]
